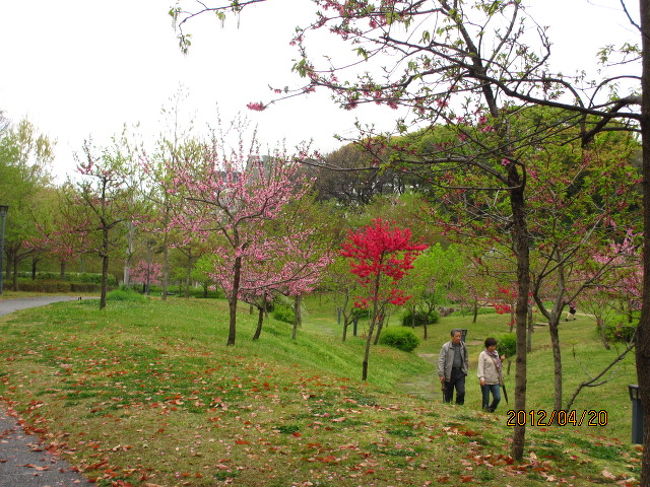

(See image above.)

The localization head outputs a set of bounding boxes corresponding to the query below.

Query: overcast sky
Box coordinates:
[0,0,640,180]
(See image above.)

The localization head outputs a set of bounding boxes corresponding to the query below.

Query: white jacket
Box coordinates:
[477,350,502,385]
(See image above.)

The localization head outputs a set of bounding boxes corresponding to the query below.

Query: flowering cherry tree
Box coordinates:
[129,260,163,294]
[341,218,426,380]
[171,136,312,346]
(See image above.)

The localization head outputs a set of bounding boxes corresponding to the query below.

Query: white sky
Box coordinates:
[0,0,640,181]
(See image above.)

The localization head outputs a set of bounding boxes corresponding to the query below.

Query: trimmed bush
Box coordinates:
[17,279,71,293]
[107,288,148,303]
[15,272,117,285]
[401,309,439,327]
[379,327,420,352]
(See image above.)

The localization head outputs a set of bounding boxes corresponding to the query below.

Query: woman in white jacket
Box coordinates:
[477,337,504,412]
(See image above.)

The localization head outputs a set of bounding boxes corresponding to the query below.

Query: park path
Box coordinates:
[0,296,94,487]
[399,352,440,401]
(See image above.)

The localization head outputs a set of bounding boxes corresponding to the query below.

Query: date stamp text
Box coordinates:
[506,409,608,426]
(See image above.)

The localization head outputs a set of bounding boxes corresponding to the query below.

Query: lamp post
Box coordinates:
[0,205,8,295]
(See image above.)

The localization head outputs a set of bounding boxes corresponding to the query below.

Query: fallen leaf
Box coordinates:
[602,469,617,480]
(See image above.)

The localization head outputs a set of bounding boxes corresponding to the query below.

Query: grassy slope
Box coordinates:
[0,294,642,487]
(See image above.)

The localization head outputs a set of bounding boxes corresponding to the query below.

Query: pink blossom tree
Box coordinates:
[171,137,311,346]
[235,229,333,341]
[129,260,163,294]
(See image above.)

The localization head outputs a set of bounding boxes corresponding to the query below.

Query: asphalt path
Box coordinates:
[0,296,94,486]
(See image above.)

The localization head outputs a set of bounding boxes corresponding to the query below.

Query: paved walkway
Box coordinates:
[0,296,94,487]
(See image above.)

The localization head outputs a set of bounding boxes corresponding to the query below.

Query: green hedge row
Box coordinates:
[15,279,109,293]
[12,272,117,285]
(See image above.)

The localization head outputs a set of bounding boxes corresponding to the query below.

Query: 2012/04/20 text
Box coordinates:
[506,410,608,426]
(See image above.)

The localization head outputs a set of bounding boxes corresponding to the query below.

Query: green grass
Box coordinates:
[0,294,642,487]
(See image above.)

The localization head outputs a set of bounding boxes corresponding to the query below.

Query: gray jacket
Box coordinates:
[437,340,469,381]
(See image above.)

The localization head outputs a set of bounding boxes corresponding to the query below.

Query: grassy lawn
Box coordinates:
[0,293,642,487]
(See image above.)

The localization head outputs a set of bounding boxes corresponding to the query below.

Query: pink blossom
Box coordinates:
[246,102,267,111]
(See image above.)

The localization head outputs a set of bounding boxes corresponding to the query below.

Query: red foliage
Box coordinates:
[341,218,427,308]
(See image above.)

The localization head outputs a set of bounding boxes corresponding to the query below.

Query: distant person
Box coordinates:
[565,304,577,321]
[438,329,468,405]
[477,337,505,412]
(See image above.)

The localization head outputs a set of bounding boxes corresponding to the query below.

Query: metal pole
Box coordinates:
[0,205,8,295]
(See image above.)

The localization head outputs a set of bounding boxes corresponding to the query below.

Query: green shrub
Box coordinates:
[351,308,369,320]
[379,327,420,352]
[272,303,295,324]
[449,307,495,317]
[497,333,516,358]
[15,272,117,285]
[107,288,148,303]
[401,309,439,327]
[70,283,103,293]
[17,279,72,293]
[604,323,637,343]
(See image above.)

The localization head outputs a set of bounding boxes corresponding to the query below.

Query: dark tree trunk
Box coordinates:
[227,256,242,346]
[509,174,530,462]
[373,310,385,345]
[638,1,650,484]
[595,317,611,350]
[99,229,109,310]
[362,272,383,381]
[472,298,479,324]
[185,266,191,298]
[162,242,169,301]
[60,260,66,279]
[31,257,38,280]
[252,305,264,341]
[548,317,562,412]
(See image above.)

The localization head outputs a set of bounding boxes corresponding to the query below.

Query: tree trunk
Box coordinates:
[185,265,191,298]
[638,2,650,484]
[252,305,264,340]
[31,257,38,280]
[509,175,530,462]
[227,256,242,346]
[473,298,479,324]
[362,273,382,381]
[99,229,109,310]
[548,317,563,411]
[373,310,385,345]
[162,241,169,301]
[292,295,302,341]
[60,260,66,279]
[595,316,611,350]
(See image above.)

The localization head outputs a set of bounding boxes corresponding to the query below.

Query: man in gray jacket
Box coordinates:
[437,329,469,405]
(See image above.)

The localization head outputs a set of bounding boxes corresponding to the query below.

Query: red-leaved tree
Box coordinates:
[341,218,427,380]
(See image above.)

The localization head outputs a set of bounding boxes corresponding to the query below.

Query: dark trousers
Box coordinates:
[443,367,465,405]
[481,384,501,411]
